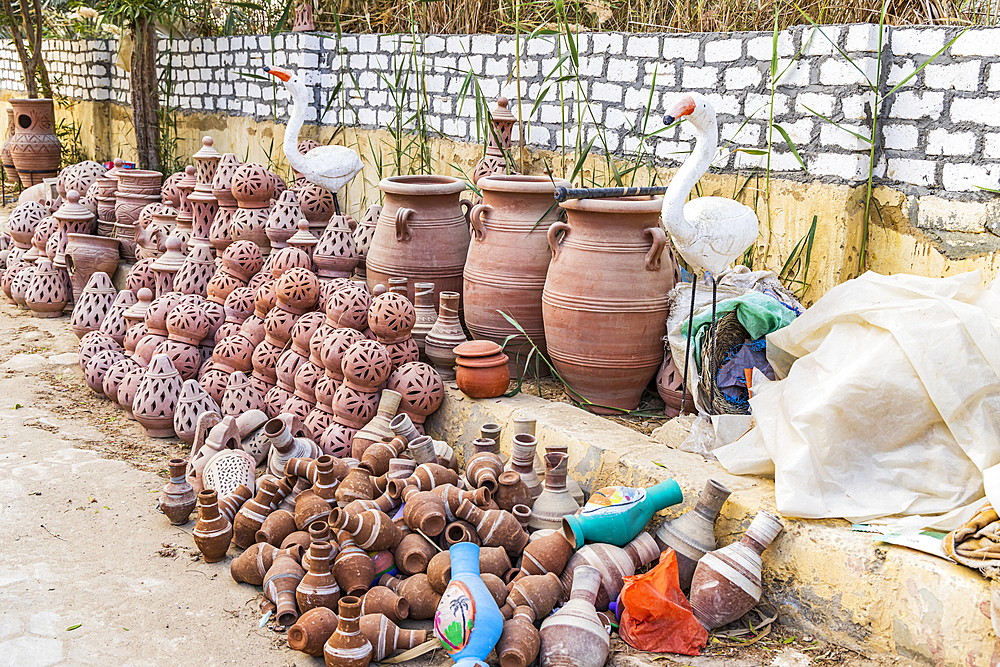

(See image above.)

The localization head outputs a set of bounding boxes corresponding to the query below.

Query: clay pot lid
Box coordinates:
[124,287,154,319]
[166,300,211,344]
[193,136,221,161]
[106,157,125,181]
[150,206,178,224]
[287,220,318,249]
[53,190,95,224]
[454,340,503,358]
[150,236,187,271]
[177,165,197,192]
[222,240,264,281]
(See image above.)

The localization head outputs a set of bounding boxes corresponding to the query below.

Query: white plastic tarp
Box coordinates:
[714,271,1000,529]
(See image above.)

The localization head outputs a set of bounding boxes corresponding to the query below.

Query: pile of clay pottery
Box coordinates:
[114,169,163,260]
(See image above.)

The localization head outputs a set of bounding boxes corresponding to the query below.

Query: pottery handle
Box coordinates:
[395,207,414,243]
[644,226,667,272]
[547,221,571,260]
[469,204,492,243]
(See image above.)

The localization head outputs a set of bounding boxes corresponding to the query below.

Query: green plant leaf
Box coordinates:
[802,105,873,144]
[773,124,809,172]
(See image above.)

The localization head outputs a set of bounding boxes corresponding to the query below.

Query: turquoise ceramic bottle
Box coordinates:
[561,479,683,549]
[433,542,504,666]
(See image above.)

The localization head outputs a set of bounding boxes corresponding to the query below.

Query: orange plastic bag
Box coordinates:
[619,549,708,655]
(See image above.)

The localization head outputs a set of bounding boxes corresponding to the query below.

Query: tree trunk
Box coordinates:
[1,0,38,97]
[130,16,161,172]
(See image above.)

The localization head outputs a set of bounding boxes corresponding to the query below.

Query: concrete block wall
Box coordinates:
[2,26,1000,226]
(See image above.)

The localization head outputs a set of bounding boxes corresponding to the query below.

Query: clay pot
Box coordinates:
[298,541,342,613]
[359,613,427,662]
[366,175,471,305]
[443,520,481,548]
[358,435,406,481]
[502,571,564,621]
[560,533,660,610]
[466,451,504,495]
[400,486,448,537]
[232,477,280,549]
[544,442,584,506]
[264,553,306,626]
[689,511,783,630]
[314,214,359,278]
[133,353,183,437]
[296,489,333,531]
[334,466,376,506]
[333,534,376,597]
[353,392,403,462]
[2,106,19,185]
[281,531,313,554]
[24,258,68,317]
[423,291,466,381]
[266,415,322,477]
[323,596,373,667]
[380,573,440,620]
[173,379,221,445]
[455,499,529,557]
[193,489,233,563]
[494,472,532,514]
[506,433,543,501]
[529,452,580,531]
[218,485,253,523]
[231,542,301,586]
[394,532,437,575]
[64,233,118,301]
[464,176,569,376]
[160,458,197,525]
[173,242,216,298]
[222,370,266,417]
[230,163,275,252]
[330,507,402,552]
[515,530,573,581]
[539,564,609,667]
[498,605,540,667]
[70,271,116,338]
[545,195,676,412]
[409,282,436,359]
[360,586,409,624]
[433,485,491,524]
[654,478,732,592]
[288,607,339,657]
[388,462,458,498]
[256,509,297,547]
[8,98,61,185]
[352,204,380,276]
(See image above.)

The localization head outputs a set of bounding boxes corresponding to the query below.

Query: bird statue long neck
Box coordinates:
[282,82,308,171]
[662,116,718,246]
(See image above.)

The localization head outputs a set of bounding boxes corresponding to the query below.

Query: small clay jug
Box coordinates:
[358,435,407,479]
[654,478,732,592]
[498,606,539,667]
[443,520,481,548]
[482,572,509,607]
[515,530,573,580]
[394,532,438,576]
[265,553,306,626]
[378,573,438,622]
[506,433,542,501]
[539,565,609,667]
[423,290,466,381]
[193,489,233,563]
[231,542,301,586]
[323,596,373,667]
[160,458,197,525]
[334,532,376,597]
[560,533,660,610]
[288,607,339,657]
[400,486,448,537]
[256,508,297,547]
[297,540,342,613]
[296,489,333,531]
[387,462,458,498]
[528,452,580,531]
[466,450,503,495]
[359,613,427,662]
[433,484,491,523]
[454,340,510,398]
[689,511,784,630]
[232,478,280,549]
[360,586,409,624]
[500,572,564,620]
[330,507,402,552]
[455,498,529,557]
[494,471,531,513]
[335,465,376,506]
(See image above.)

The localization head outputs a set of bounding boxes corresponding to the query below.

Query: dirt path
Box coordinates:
[0,301,914,667]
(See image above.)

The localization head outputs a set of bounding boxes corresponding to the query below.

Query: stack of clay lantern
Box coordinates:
[189,137,221,250]
[210,153,242,253]
[113,168,162,261]
[230,163,276,253]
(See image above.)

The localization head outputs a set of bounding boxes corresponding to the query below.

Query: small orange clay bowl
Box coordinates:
[454,340,511,399]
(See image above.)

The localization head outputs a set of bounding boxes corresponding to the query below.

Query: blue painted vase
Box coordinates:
[433,542,503,666]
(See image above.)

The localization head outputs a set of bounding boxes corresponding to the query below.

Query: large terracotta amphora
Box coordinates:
[366,175,471,304]
[542,196,677,413]
[464,175,570,378]
[8,99,61,186]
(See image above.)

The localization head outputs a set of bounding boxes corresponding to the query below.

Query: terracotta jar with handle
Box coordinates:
[366,175,471,304]
[544,195,678,413]
[464,175,569,377]
[8,98,61,185]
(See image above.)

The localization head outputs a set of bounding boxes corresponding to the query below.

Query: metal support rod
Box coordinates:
[333,192,342,217]
[710,276,719,412]
[553,185,669,202]
[679,277,697,416]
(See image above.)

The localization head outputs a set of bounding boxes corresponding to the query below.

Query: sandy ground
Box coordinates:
[0,300,917,667]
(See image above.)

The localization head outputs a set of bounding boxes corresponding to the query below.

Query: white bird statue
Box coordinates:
[660,93,760,411]
[265,65,363,214]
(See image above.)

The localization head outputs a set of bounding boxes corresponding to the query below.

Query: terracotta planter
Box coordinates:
[2,106,19,185]
[8,99,61,186]
[366,175,471,303]
[544,196,676,413]
[454,340,510,398]
[24,258,68,317]
[464,175,568,376]
[65,233,119,301]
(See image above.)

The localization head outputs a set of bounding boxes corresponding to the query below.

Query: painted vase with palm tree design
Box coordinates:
[433,542,503,667]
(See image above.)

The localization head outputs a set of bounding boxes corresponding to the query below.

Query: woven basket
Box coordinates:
[698,310,751,415]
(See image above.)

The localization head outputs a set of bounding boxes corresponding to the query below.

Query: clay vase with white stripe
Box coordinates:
[159,458,197,525]
[232,477,280,549]
[324,596,373,667]
[330,507,402,553]
[654,478,732,592]
[289,606,339,657]
[359,613,427,661]
[559,532,659,611]
[539,564,608,667]
[193,489,232,563]
[688,511,784,630]
[297,541,341,614]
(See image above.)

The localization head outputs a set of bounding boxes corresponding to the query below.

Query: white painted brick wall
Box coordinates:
[883,124,919,150]
[926,128,976,156]
[887,158,936,186]
[924,61,981,91]
[704,39,742,62]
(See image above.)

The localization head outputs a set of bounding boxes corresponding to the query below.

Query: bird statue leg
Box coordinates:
[679,277,698,415]
[709,275,719,412]
[333,192,342,217]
